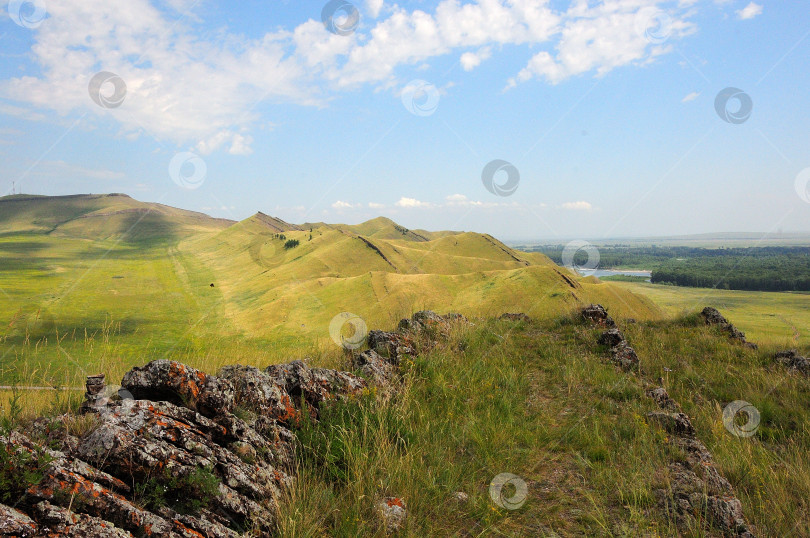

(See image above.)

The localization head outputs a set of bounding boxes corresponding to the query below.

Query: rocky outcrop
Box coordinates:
[596,327,639,371]
[367,330,417,365]
[581,303,616,327]
[398,310,469,334]
[701,307,757,349]
[646,388,754,538]
[583,305,755,537]
[0,355,368,536]
[352,350,398,387]
[0,310,466,537]
[774,350,810,375]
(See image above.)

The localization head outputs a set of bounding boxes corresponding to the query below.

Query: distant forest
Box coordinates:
[520,245,810,292]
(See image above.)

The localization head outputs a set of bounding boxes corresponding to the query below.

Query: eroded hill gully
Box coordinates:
[0,307,778,536]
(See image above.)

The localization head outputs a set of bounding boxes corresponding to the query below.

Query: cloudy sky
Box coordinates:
[1,0,808,240]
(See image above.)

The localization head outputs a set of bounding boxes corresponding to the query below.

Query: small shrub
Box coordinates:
[135,465,220,514]
[0,441,52,505]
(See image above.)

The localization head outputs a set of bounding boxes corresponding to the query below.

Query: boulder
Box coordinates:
[377,497,407,533]
[646,387,681,412]
[701,307,757,349]
[645,411,696,438]
[263,360,366,419]
[581,304,615,327]
[218,364,301,425]
[352,349,398,386]
[598,328,625,348]
[121,360,234,418]
[611,341,640,371]
[774,350,810,375]
[367,331,416,364]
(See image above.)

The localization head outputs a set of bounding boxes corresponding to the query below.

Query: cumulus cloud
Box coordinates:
[332,200,359,209]
[736,2,762,20]
[1,0,699,153]
[561,201,592,211]
[396,197,433,208]
[445,193,483,206]
[460,47,492,71]
[1,0,308,155]
[682,91,700,102]
[368,202,385,209]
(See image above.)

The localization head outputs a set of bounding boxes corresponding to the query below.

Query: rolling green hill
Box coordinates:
[0,193,657,394]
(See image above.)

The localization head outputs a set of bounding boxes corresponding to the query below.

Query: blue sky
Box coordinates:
[1,0,809,241]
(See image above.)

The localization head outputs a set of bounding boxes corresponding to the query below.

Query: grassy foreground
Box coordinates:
[276,313,809,537]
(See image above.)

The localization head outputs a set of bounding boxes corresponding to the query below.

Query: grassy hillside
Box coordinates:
[281,313,809,536]
[0,194,655,409]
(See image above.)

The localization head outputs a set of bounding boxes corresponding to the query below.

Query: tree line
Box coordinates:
[520,245,810,292]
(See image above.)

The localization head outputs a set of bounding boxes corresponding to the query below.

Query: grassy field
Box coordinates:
[612,281,810,349]
[279,313,809,536]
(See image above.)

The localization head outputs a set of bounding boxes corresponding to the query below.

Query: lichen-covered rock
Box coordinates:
[598,328,625,348]
[32,501,133,537]
[646,387,754,537]
[352,349,398,386]
[263,360,366,419]
[581,304,615,327]
[377,497,407,533]
[774,350,810,375]
[398,311,470,335]
[659,463,753,537]
[367,330,417,365]
[121,360,235,417]
[646,387,681,412]
[74,399,285,529]
[701,306,729,326]
[218,364,301,425]
[2,432,172,536]
[0,503,37,537]
[610,341,640,370]
[645,411,696,438]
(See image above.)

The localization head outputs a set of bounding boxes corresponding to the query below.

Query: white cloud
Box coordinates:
[228,134,254,156]
[736,2,762,20]
[332,200,358,209]
[396,197,432,208]
[1,0,309,155]
[1,0,699,152]
[560,201,592,211]
[445,193,482,206]
[367,0,384,19]
[368,202,385,209]
[508,1,695,86]
[460,47,492,71]
[682,91,700,102]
